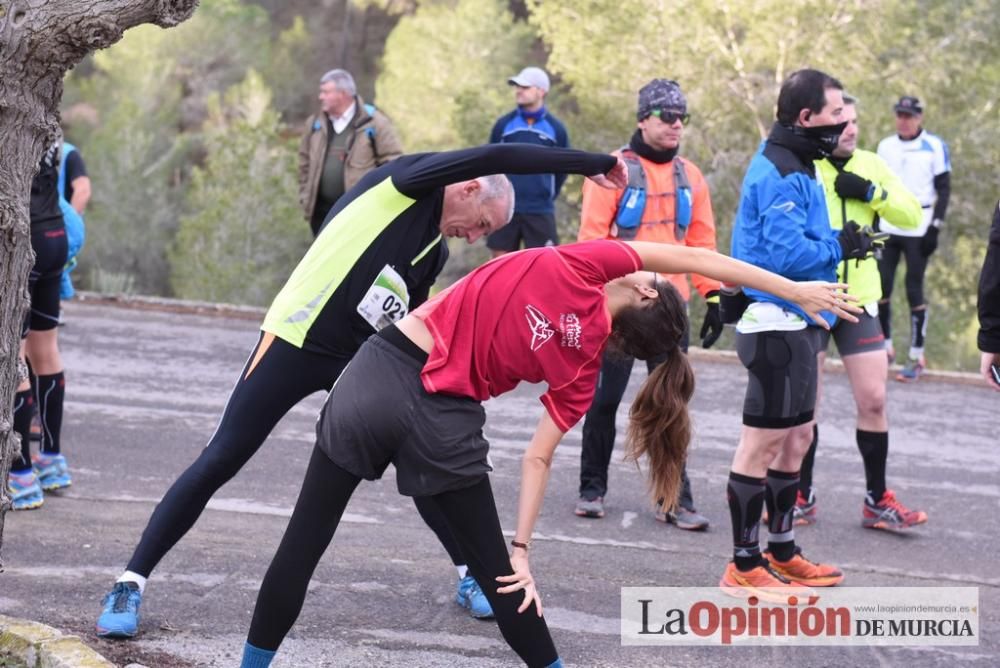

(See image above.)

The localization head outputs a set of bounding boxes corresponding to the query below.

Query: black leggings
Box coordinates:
[126,334,465,577]
[878,234,928,309]
[248,446,559,667]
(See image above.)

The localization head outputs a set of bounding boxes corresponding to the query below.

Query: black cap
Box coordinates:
[893,95,923,115]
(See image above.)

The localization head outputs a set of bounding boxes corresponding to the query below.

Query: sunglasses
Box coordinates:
[650,109,690,125]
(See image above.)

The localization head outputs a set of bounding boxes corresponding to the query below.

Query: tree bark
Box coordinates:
[0,0,199,570]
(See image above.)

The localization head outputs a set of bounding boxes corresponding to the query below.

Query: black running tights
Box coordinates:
[247,446,559,667]
[126,334,347,576]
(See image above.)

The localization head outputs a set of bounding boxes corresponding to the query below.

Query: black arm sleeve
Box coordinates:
[553,119,571,197]
[392,144,616,199]
[932,171,950,221]
[978,201,1000,353]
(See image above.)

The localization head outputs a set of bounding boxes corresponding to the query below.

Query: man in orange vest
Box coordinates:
[573,79,721,530]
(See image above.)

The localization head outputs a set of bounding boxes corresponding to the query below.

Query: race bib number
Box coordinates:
[357,264,410,331]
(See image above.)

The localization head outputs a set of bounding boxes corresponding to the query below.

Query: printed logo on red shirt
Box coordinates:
[524,305,554,351]
[559,313,582,349]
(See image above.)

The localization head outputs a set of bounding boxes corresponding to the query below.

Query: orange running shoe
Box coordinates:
[765,548,844,587]
[720,560,816,604]
[863,489,928,531]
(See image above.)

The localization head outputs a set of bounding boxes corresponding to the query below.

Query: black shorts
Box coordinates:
[485,212,558,252]
[818,310,885,357]
[23,227,69,336]
[736,327,821,429]
[316,330,492,497]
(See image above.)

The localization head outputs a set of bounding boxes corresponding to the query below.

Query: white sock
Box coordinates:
[456,565,468,579]
[118,571,147,594]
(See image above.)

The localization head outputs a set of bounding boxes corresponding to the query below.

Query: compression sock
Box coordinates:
[909,307,927,360]
[727,472,765,571]
[857,430,889,501]
[878,300,892,341]
[240,643,276,668]
[12,389,34,472]
[765,469,800,563]
[799,424,818,498]
[35,372,65,455]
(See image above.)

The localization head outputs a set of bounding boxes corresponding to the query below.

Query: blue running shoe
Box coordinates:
[896,356,925,383]
[7,471,44,510]
[456,575,494,619]
[32,453,72,491]
[96,581,142,638]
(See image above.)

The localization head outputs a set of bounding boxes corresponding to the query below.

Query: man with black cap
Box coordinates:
[573,79,720,531]
[876,95,952,381]
[487,66,570,257]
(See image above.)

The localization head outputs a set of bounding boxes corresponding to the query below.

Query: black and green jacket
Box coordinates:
[263,143,616,357]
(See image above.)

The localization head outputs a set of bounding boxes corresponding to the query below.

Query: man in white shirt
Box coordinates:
[876,95,951,381]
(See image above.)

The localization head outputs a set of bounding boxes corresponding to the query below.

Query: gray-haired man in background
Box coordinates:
[299,69,404,236]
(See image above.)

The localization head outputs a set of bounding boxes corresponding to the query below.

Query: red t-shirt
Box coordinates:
[413,240,642,432]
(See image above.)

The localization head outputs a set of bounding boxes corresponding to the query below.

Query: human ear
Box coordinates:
[635,284,658,300]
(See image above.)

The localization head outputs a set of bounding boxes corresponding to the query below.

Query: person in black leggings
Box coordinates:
[8,143,70,511]
[95,143,630,639]
[239,238,856,668]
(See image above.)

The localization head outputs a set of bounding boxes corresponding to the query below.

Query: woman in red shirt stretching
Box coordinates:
[240,239,858,668]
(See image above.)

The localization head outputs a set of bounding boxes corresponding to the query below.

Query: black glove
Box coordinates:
[719,286,749,324]
[921,225,939,257]
[834,171,874,202]
[699,291,723,348]
[838,221,882,260]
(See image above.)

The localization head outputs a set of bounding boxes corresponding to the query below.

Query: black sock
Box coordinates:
[12,389,34,472]
[35,372,65,455]
[727,471,765,571]
[799,424,818,498]
[910,307,927,352]
[857,430,888,501]
[878,300,892,340]
[765,469,799,562]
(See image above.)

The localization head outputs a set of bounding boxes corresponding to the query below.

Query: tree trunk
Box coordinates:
[0,0,199,570]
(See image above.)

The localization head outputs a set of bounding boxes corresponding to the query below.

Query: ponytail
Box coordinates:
[624,349,695,510]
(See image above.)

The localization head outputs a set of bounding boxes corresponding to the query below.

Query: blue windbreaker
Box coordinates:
[489,108,569,214]
[730,124,843,326]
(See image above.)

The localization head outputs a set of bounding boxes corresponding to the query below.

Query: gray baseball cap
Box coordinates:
[508,67,550,92]
[637,79,687,120]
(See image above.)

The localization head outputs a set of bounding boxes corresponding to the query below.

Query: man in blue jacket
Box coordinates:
[722,69,879,598]
[487,67,570,257]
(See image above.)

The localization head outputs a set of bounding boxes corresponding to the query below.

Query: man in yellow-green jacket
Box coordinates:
[797,95,928,532]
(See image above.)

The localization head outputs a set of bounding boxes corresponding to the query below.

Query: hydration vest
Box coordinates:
[614,148,692,241]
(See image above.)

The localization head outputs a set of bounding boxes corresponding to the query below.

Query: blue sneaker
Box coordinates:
[896,356,925,383]
[456,575,494,619]
[32,453,72,491]
[96,581,142,638]
[7,471,44,510]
